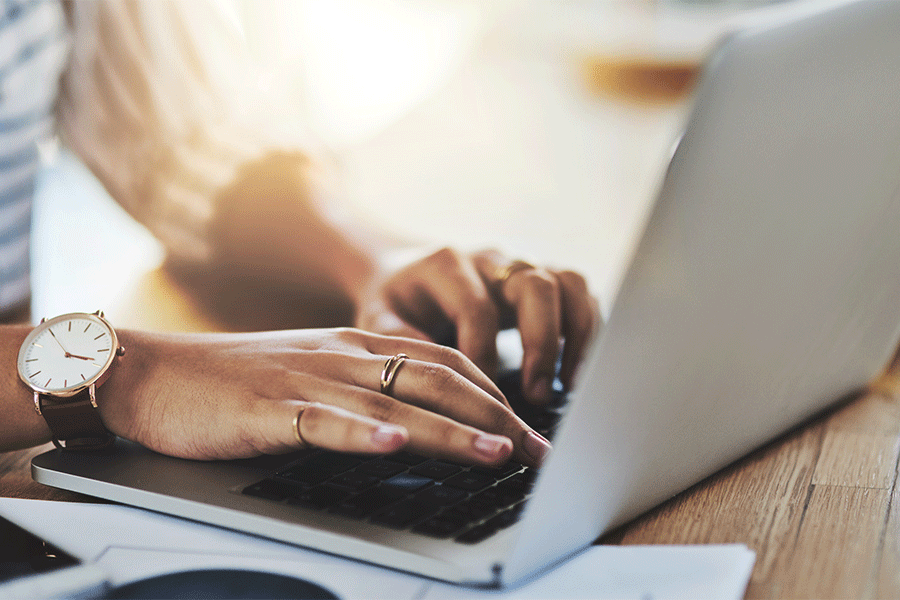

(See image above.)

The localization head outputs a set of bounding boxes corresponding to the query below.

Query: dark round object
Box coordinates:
[104,568,340,600]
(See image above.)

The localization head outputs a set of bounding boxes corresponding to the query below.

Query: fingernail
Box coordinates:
[523,431,552,465]
[528,376,552,402]
[474,433,513,460]
[372,425,407,450]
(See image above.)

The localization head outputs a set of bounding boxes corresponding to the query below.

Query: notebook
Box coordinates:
[32,0,900,587]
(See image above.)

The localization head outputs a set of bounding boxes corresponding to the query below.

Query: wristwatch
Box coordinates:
[17,311,125,450]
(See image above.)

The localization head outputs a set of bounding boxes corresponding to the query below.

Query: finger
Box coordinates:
[283,361,551,467]
[315,382,541,467]
[291,401,409,455]
[361,332,510,410]
[473,251,563,402]
[388,358,550,466]
[555,270,600,390]
[413,248,501,378]
[504,268,563,404]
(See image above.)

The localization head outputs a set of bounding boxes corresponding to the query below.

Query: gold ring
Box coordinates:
[380,353,409,396]
[292,402,311,448]
[495,260,537,288]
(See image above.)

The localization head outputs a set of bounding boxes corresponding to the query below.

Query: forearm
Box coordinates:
[0,326,155,453]
[210,151,402,303]
[0,326,52,451]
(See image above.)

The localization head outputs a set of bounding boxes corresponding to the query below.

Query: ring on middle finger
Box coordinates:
[494,259,537,290]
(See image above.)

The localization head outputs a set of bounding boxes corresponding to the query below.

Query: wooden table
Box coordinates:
[5,49,900,599]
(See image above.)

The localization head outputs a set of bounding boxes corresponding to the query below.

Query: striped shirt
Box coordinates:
[0,0,68,311]
[0,0,318,310]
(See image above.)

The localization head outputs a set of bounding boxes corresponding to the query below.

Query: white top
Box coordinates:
[59,0,318,265]
[2,0,323,313]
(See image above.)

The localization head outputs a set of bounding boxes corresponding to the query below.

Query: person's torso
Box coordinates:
[0,0,68,317]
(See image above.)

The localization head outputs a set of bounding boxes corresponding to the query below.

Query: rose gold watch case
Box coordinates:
[16,311,124,404]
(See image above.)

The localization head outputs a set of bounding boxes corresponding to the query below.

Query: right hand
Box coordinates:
[100,328,552,467]
[352,247,599,404]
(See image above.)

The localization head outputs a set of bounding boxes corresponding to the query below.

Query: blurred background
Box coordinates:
[33,0,847,329]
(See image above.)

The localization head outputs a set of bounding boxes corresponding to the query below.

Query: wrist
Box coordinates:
[341,245,425,311]
[14,313,126,451]
[1,325,53,451]
[95,328,154,443]
[212,151,381,303]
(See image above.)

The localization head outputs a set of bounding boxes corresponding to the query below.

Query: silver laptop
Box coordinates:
[32,0,900,587]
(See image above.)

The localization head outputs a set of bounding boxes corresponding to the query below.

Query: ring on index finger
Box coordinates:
[380,353,409,396]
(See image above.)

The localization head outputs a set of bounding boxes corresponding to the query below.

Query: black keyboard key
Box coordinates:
[329,502,369,519]
[528,413,559,434]
[443,472,495,492]
[469,463,522,479]
[242,479,299,501]
[410,461,463,481]
[302,452,363,475]
[456,523,498,544]
[484,507,522,530]
[384,451,428,466]
[327,472,380,492]
[371,500,439,529]
[355,459,407,479]
[442,501,494,522]
[471,487,510,510]
[382,473,433,495]
[330,488,398,518]
[413,485,467,507]
[499,474,528,493]
[275,465,330,486]
[288,485,349,510]
[496,478,529,502]
[413,514,469,538]
[277,452,365,486]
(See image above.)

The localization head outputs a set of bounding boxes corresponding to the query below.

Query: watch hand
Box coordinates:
[48,329,72,356]
[67,353,95,361]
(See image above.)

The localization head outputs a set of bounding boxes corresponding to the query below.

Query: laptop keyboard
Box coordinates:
[242,371,566,544]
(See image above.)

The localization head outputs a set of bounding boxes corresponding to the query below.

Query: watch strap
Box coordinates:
[39,388,114,451]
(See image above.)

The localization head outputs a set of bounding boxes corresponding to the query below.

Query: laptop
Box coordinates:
[32,0,900,587]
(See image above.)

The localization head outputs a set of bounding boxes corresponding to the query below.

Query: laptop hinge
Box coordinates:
[491,563,503,587]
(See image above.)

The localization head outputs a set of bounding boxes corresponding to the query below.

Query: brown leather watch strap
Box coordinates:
[39,389,114,451]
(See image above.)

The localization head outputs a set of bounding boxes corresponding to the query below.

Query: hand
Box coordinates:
[99,328,551,466]
[353,247,600,403]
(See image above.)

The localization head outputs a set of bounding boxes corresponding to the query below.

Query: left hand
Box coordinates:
[353,247,600,403]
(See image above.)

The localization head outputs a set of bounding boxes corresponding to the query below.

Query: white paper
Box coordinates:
[0,498,424,600]
[0,498,754,600]
[423,545,756,600]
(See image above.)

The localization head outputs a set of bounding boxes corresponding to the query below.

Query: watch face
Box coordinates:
[17,313,118,395]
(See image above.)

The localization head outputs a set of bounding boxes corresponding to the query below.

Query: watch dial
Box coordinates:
[18,314,116,393]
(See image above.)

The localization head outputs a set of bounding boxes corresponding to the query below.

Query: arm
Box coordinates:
[1,325,551,466]
[0,326,48,451]
[59,0,599,403]
[212,152,600,401]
